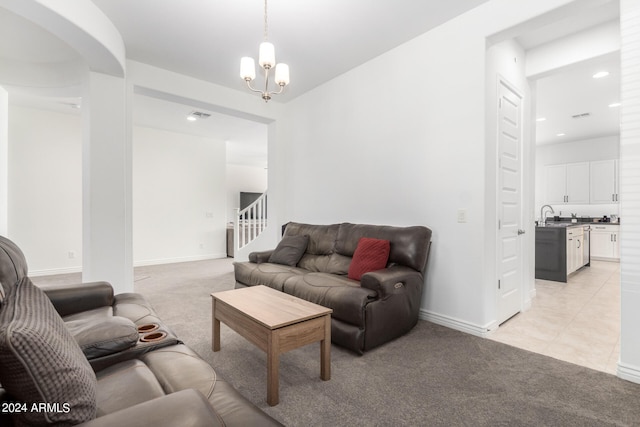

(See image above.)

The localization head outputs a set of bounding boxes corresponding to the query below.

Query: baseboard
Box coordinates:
[419,309,495,337]
[590,257,620,263]
[134,253,227,267]
[29,266,82,277]
[617,362,640,384]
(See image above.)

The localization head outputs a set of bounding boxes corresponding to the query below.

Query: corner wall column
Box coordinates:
[82,71,133,294]
[618,0,640,383]
[0,86,7,236]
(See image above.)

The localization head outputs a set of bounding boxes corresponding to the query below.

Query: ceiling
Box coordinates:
[0,0,491,167]
[0,0,622,161]
[89,0,491,101]
[534,52,620,145]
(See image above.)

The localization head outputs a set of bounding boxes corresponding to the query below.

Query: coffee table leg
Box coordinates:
[320,314,331,380]
[267,332,280,406]
[212,299,221,352]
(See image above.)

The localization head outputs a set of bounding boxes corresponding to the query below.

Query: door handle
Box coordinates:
[517,229,525,235]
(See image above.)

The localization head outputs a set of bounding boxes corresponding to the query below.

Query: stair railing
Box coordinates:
[234,191,268,252]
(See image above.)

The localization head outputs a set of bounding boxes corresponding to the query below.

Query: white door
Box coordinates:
[497,79,524,324]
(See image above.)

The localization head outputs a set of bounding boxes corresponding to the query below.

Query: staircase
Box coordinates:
[234,191,268,253]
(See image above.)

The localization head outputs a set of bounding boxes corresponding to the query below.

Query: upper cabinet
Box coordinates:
[545,162,590,204]
[590,159,619,204]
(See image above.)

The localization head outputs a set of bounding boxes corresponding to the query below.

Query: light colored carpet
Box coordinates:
[34,258,640,426]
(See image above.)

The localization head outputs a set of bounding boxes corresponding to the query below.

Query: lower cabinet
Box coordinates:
[536,225,589,282]
[566,227,585,275]
[590,225,620,261]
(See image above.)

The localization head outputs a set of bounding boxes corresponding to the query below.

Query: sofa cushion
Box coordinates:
[268,234,309,266]
[348,237,390,280]
[336,223,432,273]
[234,261,306,292]
[283,222,344,273]
[0,277,97,426]
[283,273,377,327]
[95,359,166,416]
[141,345,283,426]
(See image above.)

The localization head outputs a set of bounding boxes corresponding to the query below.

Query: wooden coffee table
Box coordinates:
[211,285,332,406]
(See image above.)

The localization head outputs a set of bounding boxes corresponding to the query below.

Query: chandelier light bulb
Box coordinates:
[240,57,256,81]
[259,42,276,69]
[275,63,290,86]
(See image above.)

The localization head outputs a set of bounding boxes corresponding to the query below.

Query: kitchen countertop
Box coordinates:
[537,221,619,228]
[538,223,592,228]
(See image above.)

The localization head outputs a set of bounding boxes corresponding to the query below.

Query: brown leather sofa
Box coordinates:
[0,236,281,427]
[234,222,432,354]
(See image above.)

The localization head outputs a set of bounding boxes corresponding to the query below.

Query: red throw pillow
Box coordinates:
[348,237,391,281]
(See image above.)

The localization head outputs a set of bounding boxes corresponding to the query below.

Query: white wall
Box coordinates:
[0,87,8,235]
[619,0,640,384]
[7,105,231,273]
[8,106,83,274]
[535,135,620,218]
[278,0,574,334]
[132,126,227,264]
[225,163,267,223]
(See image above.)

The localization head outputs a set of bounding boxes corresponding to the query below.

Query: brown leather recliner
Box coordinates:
[0,236,282,427]
[234,222,432,354]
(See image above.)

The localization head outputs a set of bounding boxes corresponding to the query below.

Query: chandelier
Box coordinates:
[240,0,289,102]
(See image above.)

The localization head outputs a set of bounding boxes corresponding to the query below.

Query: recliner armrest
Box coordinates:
[41,281,114,317]
[360,266,423,299]
[77,389,224,427]
[66,316,139,360]
[249,250,274,263]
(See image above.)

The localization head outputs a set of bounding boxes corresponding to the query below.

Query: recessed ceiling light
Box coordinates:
[536,117,546,122]
[609,102,621,108]
[592,71,609,79]
[187,111,211,121]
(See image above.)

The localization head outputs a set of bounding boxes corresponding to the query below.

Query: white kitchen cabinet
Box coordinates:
[547,165,568,204]
[546,162,590,204]
[590,159,619,204]
[590,224,620,261]
[566,226,585,274]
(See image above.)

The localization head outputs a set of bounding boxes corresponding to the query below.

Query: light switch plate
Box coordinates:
[457,209,467,223]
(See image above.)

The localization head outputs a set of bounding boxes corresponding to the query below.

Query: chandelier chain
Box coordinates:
[263,0,268,41]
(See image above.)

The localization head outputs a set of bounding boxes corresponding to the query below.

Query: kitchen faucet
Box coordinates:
[540,204,554,225]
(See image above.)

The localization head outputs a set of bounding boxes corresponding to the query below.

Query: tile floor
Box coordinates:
[490,260,620,375]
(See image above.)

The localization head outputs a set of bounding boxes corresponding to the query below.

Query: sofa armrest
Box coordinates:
[66,316,139,360]
[360,266,423,299]
[41,281,114,317]
[249,250,274,263]
[77,389,224,427]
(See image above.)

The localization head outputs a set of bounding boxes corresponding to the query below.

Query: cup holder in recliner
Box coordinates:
[137,323,159,333]
[140,331,167,343]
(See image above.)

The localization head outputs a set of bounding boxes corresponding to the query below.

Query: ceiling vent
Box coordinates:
[571,112,591,119]
[190,111,211,119]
